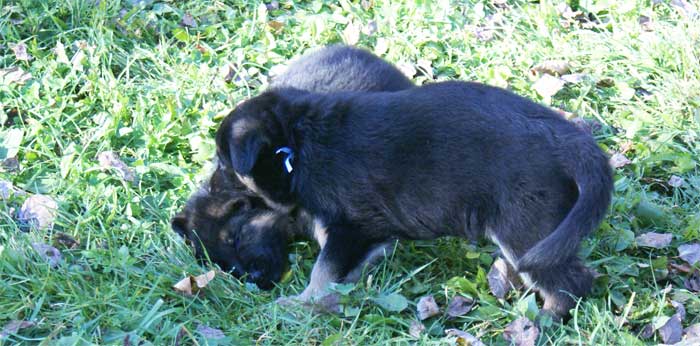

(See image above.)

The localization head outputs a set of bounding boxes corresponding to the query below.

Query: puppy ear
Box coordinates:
[216,115,270,175]
[171,212,189,237]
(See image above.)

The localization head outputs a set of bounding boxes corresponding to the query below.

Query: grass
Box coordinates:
[1,0,699,344]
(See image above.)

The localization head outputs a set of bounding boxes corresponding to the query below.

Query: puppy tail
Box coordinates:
[517,132,613,272]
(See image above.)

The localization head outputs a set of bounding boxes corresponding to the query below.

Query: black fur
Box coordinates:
[173,45,413,288]
[216,81,613,317]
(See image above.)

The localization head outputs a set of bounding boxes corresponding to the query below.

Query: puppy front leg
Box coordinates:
[288,223,382,306]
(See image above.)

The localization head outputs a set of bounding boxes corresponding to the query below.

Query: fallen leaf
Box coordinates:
[473,27,494,42]
[670,0,699,18]
[32,242,62,267]
[2,157,20,172]
[684,271,700,292]
[268,20,284,31]
[0,128,24,160]
[445,328,486,346]
[396,62,417,79]
[668,175,683,188]
[596,77,615,88]
[672,338,700,346]
[672,300,686,321]
[560,73,587,84]
[685,324,700,338]
[530,60,570,76]
[180,13,196,27]
[54,41,70,64]
[447,295,475,318]
[374,37,388,55]
[678,243,700,266]
[266,1,280,11]
[173,270,216,296]
[417,295,440,320]
[638,15,653,31]
[488,257,518,299]
[532,75,565,98]
[503,317,539,346]
[0,180,14,199]
[53,232,80,250]
[11,43,32,61]
[635,232,673,249]
[416,59,433,79]
[492,0,508,9]
[610,153,632,169]
[372,292,408,312]
[409,320,425,338]
[196,324,225,339]
[658,313,682,344]
[362,21,378,36]
[0,320,35,339]
[19,194,58,230]
[97,151,135,182]
[174,327,187,346]
[639,323,654,339]
[342,21,361,45]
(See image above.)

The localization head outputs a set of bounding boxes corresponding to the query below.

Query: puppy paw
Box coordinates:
[275,292,341,314]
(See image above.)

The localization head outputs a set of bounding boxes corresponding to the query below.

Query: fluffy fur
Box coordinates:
[216,81,613,318]
[172,45,413,288]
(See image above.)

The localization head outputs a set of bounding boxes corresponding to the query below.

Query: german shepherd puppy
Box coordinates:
[172,45,413,289]
[215,81,613,318]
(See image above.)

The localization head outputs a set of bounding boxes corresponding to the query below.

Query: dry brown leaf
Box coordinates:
[530,60,570,76]
[638,16,653,31]
[53,232,80,250]
[609,153,632,169]
[32,242,62,267]
[635,232,673,249]
[0,320,35,339]
[658,313,683,344]
[684,271,700,292]
[417,295,440,320]
[532,75,565,98]
[409,320,425,338]
[488,257,512,299]
[678,243,700,266]
[668,175,683,188]
[670,0,699,18]
[596,77,615,88]
[0,67,32,85]
[446,295,475,318]
[640,323,654,339]
[396,62,417,79]
[196,324,225,339]
[672,300,686,321]
[503,317,539,346]
[685,324,700,339]
[560,73,587,84]
[11,43,32,61]
[97,151,135,182]
[173,270,216,296]
[19,194,58,230]
[362,21,378,36]
[268,20,284,31]
[180,13,196,27]
[54,41,70,64]
[445,328,486,346]
[342,21,361,45]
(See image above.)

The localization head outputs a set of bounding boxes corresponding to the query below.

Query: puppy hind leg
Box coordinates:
[525,258,593,320]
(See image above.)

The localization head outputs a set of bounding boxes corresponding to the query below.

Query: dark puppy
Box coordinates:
[172,45,413,289]
[216,81,613,318]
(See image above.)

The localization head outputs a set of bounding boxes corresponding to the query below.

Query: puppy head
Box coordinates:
[215,91,302,208]
[171,170,291,289]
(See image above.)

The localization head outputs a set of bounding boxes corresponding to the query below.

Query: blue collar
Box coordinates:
[275,147,294,173]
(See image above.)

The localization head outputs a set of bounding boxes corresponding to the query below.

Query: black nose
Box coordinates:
[249,270,274,290]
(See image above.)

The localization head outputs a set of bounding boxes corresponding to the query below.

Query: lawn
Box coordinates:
[1,0,699,345]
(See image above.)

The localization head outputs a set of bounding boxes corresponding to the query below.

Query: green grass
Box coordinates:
[1,0,699,344]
